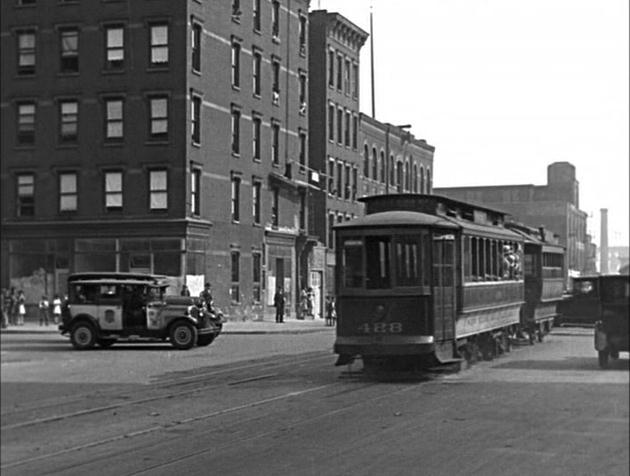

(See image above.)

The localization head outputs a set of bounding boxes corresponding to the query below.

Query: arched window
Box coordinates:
[363,144,369,177]
[412,163,418,192]
[389,155,395,185]
[420,167,425,194]
[404,160,410,191]
[426,168,431,193]
[396,161,403,192]
[380,150,385,183]
[372,147,378,180]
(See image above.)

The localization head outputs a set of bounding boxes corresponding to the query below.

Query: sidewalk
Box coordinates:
[0,318,335,335]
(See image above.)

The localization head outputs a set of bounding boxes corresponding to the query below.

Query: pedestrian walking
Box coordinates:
[306,287,314,319]
[52,294,62,325]
[1,288,9,328]
[17,290,26,326]
[180,284,191,297]
[38,295,50,326]
[325,296,337,327]
[273,286,285,323]
[199,282,213,312]
[8,287,18,326]
[299,288,308,320]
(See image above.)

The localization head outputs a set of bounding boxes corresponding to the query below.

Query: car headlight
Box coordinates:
[188,305,199,319]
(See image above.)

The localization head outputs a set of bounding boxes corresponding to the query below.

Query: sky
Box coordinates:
[314,0,629,248]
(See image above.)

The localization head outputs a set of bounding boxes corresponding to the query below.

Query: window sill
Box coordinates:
[232,84,241,92]
[144,140,170,146]
[147,65,169,72]
[272,36,280,44]
[102,68,126,75]
[192,68,201,76]
[191,141,201,148]
[231,152,241,158]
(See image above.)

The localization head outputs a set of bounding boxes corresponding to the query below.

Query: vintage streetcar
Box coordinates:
[60,272,223,350]
[333,193,560,371]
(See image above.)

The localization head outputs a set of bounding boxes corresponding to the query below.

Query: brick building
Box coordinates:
[1,0,310,319]
[435,162,591,285]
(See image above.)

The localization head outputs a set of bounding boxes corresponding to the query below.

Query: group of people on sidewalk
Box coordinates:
[272,286,337,326]
[1,287,62,328]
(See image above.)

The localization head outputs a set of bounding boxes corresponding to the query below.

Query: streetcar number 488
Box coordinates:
[358,322,402,333]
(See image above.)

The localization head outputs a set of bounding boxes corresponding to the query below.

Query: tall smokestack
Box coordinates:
[600,208,609,274]
[370,7,375,118]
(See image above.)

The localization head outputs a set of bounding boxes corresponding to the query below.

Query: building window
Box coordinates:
[271,187,279,227]
[427,168,432,193]
[344,59,351,94]
[328,104,335,141]
[252,180,262,225]
[17,102,36,145]
[252,51,261,96]
[150,24,168,67]
[105,171,123,211]
[17,174,34,217]
[191,95,201,144]
[231,107,241,155]
[344,164,351,200]
[231,40,241,88]
[231,250,240,303]
[363,145,369,178]
[105,26,124,70]
[328,158,335,194]
[336,108,343,144]
[271,121,280,165]
[352,167,358,200]
[272,58,280,104]
[253,0,261,31]
[372,148,378,181]
[420,167,425,193]
[380,151,386,183]
[191,169,200,215]
[59,100,78,142]
[105,98,123,140]
[352,64,358,98]
[352,115,358,150]
[17,30,36,75]
[252,251,262,302]
[271,0,280,39]
[252,116,261,161]
[59,172,78,212]
[231,175,241,222]
[328,50,335,87]
[232,0,242,18]
[149,170,168,210]
[149,96,168,139]
[336,162,342,199]
[299,72,307,114]
[328,212,335,249]
[298,131,306,173]
[344,111,351,147]
[191,23,201,72]
[389,155,395,185]
[299,15,307,54]
[413,163,418,192]
[336,54,342,90]
[60,28,79,73]
[299,190,306,230]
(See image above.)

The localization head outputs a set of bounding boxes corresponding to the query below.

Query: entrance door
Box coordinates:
[432,233,456,342]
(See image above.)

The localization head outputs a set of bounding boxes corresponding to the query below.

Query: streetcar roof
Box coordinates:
[334,210,459,229]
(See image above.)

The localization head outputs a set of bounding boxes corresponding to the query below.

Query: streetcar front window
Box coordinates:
[342,239,364,288]
[366,236,391,288]
[395,235,425,286]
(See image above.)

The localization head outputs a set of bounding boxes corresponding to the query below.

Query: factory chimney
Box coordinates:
[600,208,609,274]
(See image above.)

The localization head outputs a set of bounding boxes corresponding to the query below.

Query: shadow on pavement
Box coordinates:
[492,356,630,372]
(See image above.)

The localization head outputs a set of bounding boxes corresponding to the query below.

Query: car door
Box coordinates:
[97,283,123,331]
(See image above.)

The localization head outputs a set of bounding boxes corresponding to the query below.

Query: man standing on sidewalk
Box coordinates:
[273,286,285,323]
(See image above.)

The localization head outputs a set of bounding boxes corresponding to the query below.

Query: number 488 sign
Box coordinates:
[358,322,403,333]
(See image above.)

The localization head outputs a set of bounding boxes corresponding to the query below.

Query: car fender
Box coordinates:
[68,314,101,332]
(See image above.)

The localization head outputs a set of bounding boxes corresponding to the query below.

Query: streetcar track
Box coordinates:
[1,353,332,431]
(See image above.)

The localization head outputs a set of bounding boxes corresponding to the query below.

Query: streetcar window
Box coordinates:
[366,236,391,288]
[395,235,423,286]
[342,238,363,288]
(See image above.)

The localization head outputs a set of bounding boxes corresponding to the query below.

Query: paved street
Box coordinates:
[1,326,628,476]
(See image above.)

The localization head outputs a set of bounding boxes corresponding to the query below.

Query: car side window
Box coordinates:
[70,284,98,304]
[99,284,120,303]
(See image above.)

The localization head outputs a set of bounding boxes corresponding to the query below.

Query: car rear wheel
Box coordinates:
[70,322,97,350]
[598,350,609,368]
[170,321,198,350]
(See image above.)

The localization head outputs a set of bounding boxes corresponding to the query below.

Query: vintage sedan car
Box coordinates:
[59,273,223,350]
[594,274,629,368]
[556,276,601,326]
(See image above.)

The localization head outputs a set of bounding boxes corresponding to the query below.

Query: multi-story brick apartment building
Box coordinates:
[435,162,590,285]
[0,0,310,319]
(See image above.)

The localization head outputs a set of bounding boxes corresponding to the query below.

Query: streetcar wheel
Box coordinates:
[70,322,96,350]
[598,350,609,368]
[97,338,117,348]
[170,321,198,350]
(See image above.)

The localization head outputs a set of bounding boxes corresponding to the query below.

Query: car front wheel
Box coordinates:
[170,321,198,350]
[70,322,97,350]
